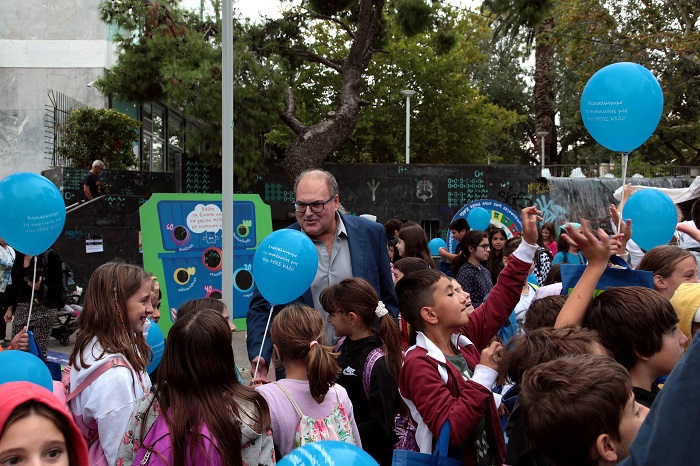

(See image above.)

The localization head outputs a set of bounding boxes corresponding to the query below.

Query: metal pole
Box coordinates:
[400,90,416,164]
[222,0,234,319]
[405,96,411,164]
[538,131,548,175]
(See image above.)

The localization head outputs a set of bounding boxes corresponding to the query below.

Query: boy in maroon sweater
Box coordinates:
[395,207,541,466]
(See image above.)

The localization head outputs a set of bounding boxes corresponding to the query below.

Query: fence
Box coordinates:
[44,90,86,167]
[542,164,698,179]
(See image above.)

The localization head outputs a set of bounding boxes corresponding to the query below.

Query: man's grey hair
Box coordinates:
[293,169,339,198]
[92,160,105,168]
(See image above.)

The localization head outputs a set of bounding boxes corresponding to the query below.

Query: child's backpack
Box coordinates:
[133,413,221,466]
[273,382,356,448]
[362,347,418,452]
[62,358,130,466]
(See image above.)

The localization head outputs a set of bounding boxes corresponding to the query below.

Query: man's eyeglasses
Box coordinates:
[477,243,491,250]
[293,195,334,213]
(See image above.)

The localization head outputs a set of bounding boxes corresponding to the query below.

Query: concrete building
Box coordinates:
[0,0,117,178]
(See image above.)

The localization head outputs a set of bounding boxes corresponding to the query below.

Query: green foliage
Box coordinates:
[97,0,286,188]
[58,108,141,170]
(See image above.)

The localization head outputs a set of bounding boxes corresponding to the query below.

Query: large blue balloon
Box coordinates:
[581,62,663,152]
[0,172,66,255]
[146,319,165,375]
[428,237,446,256]
[467,207,491,231]
[278,441,379,466]
[253,229,318,305]
[0,349,53,391]
[622,189,677,251]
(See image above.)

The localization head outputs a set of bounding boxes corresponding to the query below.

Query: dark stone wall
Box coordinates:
[43,166,175,206]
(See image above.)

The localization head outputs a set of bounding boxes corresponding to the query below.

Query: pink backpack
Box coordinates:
[62,358,130,466]
[133,414,221,465]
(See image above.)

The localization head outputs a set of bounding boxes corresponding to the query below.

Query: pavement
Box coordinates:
[4,319,253,385]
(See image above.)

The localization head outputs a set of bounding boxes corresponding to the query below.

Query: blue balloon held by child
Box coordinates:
[428,237,446,256]
[467,207,491,231]
[581,62,663,153]
[278,441,379,466]
[0,172,66,256]
[0,348,54,392]
[146,319,165,374]
[253,229,318,305]
[622,189,677,251]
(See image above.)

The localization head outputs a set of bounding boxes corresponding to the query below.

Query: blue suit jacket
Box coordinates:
[246,213,398,364]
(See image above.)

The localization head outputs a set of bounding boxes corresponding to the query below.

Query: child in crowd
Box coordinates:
[636,245,698,300]
[533,227,553,286]
[255,304,361,456]
[499,326,605,466]
[518,355,648,466]
[485,227,507,285]
[521,295,567,332]
[541,222,558,256]
[117,309,274,466]
[452,230,493,307]
[178,296,237,332]
[0,381,89,466]
[438,218,470,275]
[393,257,429,285]
[397,224,435,269]
[555,222,687,408]
[395,206,541,466]
[552,223,586,264]
[320,278,403,465]
[67,262,154,465]
[670,282,700,348]
[501,237,538,336]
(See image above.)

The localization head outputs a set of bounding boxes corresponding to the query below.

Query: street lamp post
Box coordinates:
[400,90,416,164]
[538,131,548,175]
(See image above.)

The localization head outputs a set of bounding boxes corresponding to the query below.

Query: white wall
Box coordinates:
[0,0,115,178]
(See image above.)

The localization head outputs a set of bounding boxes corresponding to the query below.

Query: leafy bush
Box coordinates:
[58,107,141,170]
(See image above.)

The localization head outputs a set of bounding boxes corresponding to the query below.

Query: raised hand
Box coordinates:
[520,206,543,246]
[560,219,610,267]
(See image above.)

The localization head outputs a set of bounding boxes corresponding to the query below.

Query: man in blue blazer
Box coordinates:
[247,169,398,379]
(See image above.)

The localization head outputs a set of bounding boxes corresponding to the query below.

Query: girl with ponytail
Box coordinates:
[255,304,361,457]
[320,278,404,466]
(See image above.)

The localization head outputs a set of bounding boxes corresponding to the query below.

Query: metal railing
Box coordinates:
[44,90,86,167]
[541,164,698,178]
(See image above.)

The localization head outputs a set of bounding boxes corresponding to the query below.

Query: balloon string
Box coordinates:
[254,304,274,379]
[26,258,37,329]
[618,152,630,233]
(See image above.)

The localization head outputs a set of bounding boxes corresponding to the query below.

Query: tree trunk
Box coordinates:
[534,18,556,165]
[280,0,385,186]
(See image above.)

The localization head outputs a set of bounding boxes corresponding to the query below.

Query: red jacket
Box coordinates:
[400,242,537,466]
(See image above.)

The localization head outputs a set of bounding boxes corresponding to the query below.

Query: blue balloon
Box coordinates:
[146,319,165,375]
[467,207,491,231]
[581,62,663,152]
[428,237,446,256]
[0,172,66,256]
[0,349,53,391]
[622,189,677,251]
[278,441,379,466]
[253,229,318,305]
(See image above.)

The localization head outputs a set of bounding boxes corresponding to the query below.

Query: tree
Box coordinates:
[553,0,700,167]
[270,6,524,165]
[98,0,285,188]
[481,0,558,164]
[58,108,141,170]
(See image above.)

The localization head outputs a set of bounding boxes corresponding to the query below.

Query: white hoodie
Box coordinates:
[69,336,151,466]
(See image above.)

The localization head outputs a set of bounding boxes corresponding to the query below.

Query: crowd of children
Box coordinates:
[3,194,700,466]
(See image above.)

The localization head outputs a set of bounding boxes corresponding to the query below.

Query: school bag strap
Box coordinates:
[66,357,129,403]
[362,347,385,399]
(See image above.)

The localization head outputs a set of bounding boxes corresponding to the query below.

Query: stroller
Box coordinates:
[51,287,82,346]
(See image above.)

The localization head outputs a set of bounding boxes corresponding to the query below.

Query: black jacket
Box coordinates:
[336,335,399,466]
